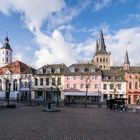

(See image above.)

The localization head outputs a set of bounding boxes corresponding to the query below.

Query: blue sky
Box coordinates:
[0,0,140,68]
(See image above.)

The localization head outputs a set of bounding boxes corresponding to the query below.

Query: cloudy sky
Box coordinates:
[0,0,140,68]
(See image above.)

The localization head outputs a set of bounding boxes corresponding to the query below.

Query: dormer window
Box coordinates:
[80,67,85,72]
[46,68,51,74]
[37,69,43,74]
[117,76,122,80]
[69,67,75,73]
[90,68,95,72]
[104,76,109,80]
[55,68,60,73]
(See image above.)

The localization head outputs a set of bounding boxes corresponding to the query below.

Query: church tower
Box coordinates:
[0,36,13,67]
[123,50,130,70]
[92,30,111,70]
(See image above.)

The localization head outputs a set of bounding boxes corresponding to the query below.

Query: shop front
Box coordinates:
[64,91,101,104]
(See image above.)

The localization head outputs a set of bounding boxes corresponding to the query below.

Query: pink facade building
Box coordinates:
[64,63,102,104]
[125,72,140,104]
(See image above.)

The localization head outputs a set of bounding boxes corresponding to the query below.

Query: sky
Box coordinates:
[0,0,140,68]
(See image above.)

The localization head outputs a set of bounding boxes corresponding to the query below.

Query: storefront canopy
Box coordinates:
[64,92,99,96]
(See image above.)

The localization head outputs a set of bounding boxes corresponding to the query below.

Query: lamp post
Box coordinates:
[84,85,88,108]
[28,78,32,106]
[98,90,101,108]
[5,71,12,106]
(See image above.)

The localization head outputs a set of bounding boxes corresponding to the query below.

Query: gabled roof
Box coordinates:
[0,60,35,75]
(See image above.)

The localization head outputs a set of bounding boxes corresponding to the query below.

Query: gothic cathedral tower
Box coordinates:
[0,36,13,67]
[123,50,130,70]
[91,30,111,70]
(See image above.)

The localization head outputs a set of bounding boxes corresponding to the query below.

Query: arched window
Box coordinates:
[100,58,102,63]
[103,58,105,62]
[106,58,108,63]
[0,79,2,91]
[13,79,18,91]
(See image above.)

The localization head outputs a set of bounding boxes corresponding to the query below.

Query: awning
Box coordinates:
[64,92,99,96]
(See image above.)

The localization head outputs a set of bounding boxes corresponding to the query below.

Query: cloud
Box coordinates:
[93,0,111,11]
[34,30,76,67]
[0,0,65,32]
[105,27,140,65]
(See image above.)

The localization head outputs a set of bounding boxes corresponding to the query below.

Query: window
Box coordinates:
[46,78,49,85]
[81,76,84,80]
[80,84,84,89]
[52,78,55,85]
[67,84,70,89]
[80,67,84,72]
[73,84,77,89]
[73,76,77,80]
[13,79,18,91]
[106,58,108,63]
[95,84,98,89]
[118,84,121,90]
[88,84,91,88]
[35,78,38,86]
[67,76,70,80]
[104,76,109,80]
[100,58,102,62]
[2,57,4,62]
[69,67,75,73]
[6,57,8,63]
[117,77,122,80]
[57,77,61,85]
[129,82,132,89]
[135,82,138,89]
[97,57,99,63]
[25,82,28,88]
[0,79,2,91]
[103,84,107,90]
[95,76,98,80]
[110,84,114,90]
[40,78,43,86]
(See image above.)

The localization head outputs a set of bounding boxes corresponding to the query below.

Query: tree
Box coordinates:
[84,74,92,107]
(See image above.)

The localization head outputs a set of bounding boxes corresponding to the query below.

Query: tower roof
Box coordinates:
[124,50,130,64]
[1,36,13,51]
[95,40,99,54]
[98,30,107,54]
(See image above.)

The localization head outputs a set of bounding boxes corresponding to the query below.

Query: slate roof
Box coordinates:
[1,36,13,51]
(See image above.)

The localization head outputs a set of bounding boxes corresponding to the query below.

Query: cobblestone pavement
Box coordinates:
[0,105,140,140]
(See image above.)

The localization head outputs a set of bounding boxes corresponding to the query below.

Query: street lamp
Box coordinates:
[5,71,12,106]
[98,90,101,108]
[28,76,32,106]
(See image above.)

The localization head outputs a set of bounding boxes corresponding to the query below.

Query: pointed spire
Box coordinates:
[1,35,13,51]
[5,36,9,43]
[124,50,130,64]
[98,30,107,54]
[95,40,99,54]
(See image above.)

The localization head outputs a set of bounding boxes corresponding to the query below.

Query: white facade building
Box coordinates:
[0,36,13,67]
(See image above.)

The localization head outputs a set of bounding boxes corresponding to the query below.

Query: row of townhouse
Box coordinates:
[0,33,140,105]
[0,60,139,105]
